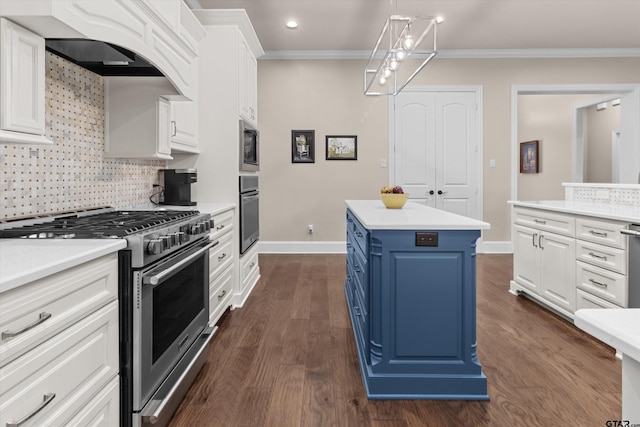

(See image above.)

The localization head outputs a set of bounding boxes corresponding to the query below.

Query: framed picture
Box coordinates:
[292,130,315,163]
[326,135,357,160]
[520,140,539,173]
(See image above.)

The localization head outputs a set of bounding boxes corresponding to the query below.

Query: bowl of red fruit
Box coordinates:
[380,185,409,209]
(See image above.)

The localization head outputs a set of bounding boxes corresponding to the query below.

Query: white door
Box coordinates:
[393,90,480,219]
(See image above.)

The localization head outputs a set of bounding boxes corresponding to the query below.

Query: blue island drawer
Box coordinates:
[351,244,368,306]
[351,285,368,356]
[347,210,368,254]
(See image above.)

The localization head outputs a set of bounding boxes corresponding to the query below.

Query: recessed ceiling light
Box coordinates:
[286,20,298,29]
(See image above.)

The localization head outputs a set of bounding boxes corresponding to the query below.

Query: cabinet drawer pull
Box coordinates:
[249,262,255,268]
[218,290,227,299]
[588,252,607,261]
[216,224,225,230]
[588,278,608,288]
[354,265,361,273]
[218,253,227,261]
[2,312,52,340]
[589,230,608,237]
[538,234,544,249]
[532,233,538,248]
[171,120,177,137]
[355,231,363,237]
[6,392,56,427]
[354,305,361,316]
[534,219,546,224]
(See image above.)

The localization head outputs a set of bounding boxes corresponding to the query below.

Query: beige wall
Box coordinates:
[257,57,640,244]
[517,94,598,201]
[586,103,621,183]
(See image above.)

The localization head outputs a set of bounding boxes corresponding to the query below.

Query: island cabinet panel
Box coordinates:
[345,208,488,400]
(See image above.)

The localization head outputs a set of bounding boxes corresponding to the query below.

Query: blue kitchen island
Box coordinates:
[345,200,491,400]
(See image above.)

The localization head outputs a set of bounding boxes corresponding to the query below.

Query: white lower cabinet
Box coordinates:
[513,223,576,314]
[208,208,235,326]
[574,216,629,308]
[512,205,631,320]
[512,207,576,317]
[0,301,119,426]
[65,377,119,427]
[0,253,119,426]
[238,245,260,308]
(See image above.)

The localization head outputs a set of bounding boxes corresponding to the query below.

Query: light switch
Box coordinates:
[380,159,387,168]
[489,159,496,168]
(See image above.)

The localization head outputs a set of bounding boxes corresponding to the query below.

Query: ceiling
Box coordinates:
[189,0,640,56]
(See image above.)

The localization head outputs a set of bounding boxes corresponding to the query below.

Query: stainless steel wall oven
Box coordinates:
[239,175,259,254]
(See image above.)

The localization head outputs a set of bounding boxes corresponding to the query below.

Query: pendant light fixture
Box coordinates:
[364,1,443,96]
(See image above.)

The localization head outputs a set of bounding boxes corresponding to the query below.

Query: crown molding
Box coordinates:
[261,48,640,60]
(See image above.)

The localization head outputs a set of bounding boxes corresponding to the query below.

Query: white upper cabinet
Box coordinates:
[0,18,51,144]
[0,0,205,100]
[170,100,199,153]
[238,37,258,125]
[195,9,264,127]
[104,77,176,160]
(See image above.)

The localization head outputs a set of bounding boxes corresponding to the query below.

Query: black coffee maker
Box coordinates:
[159,169,197,206]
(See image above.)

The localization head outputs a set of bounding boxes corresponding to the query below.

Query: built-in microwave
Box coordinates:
[239,119,259,172]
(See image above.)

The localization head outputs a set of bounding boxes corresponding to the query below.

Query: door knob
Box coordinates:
[437,190,444,195]
[429,190,435,195]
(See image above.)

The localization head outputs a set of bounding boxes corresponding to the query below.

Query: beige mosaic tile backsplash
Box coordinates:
[0,52,165,220]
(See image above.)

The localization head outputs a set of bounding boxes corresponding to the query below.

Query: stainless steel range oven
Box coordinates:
[0,209,217,427]
[130,237,215,426]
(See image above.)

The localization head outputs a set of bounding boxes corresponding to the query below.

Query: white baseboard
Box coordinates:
[258,240,513,254]
[481,240,513,254]
[258,241,347,254]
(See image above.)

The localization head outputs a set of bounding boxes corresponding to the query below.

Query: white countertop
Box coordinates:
[574,309,640,362]
[0,239,127,294]
[345,200,490,230]
[509,200,640,223]
[126,202,235,216]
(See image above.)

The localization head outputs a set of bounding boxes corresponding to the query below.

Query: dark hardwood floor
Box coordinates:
[168,254,621,426]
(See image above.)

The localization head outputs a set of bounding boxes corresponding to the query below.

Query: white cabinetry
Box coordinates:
[171,11,264,310]
[0,0,205,100]
[0,253,119,426]
[170,100,199,153]
[239,244,260,307]
[575,217,629,309]
[104,77,179,159]
[0,18,51,145]
[511,207,576,317]
[238,37,258,125]
[208,208,235,326]
[511,204,632,319]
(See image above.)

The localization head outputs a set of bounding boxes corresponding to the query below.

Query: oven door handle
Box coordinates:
[621,229,640,237]
[144,241,218,286]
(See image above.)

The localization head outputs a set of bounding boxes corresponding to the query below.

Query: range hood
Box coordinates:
[45,39,163,76]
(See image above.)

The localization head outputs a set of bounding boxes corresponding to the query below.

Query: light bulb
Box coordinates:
[403,35,414,50]
[396,48,406,61]
[383,67,391,78]
[379,75,387,85]
[389,58,398,71]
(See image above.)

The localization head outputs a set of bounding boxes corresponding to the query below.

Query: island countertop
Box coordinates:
[345,200,490,230]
